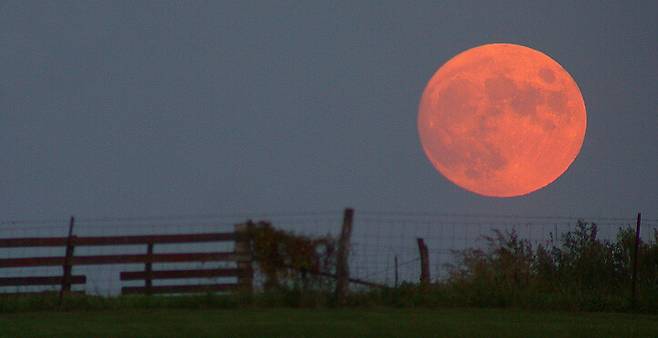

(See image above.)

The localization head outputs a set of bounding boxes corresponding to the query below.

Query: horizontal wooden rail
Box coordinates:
[122,283,236,295]
[0,237,67,248]
[120,268,245,281]
[0,232,236,248]
[0,252,249,268]
[1,291,86,296]
[0,275,86,287]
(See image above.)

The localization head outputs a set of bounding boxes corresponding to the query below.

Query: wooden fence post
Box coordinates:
[145,242,154,295]
[631,212,642,309]
[335,208,354,304]
[234,222,253,292]
[417,238,430,287]
[59,216,76,304]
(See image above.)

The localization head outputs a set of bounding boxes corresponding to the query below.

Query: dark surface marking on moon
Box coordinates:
[510,82,543,117]
[538,68,555,83]
[434,78,479,131]
[547,90,568,115]
[485,74,517,102]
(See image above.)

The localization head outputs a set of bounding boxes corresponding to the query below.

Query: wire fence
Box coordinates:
[0,210,656,295]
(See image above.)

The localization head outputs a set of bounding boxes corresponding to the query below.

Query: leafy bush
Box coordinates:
[245,221,337,291]
[445,221,658,312]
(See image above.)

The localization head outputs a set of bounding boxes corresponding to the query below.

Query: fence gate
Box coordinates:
[0,221,253,296]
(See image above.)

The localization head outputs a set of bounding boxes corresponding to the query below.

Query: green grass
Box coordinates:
[1,307,657,338]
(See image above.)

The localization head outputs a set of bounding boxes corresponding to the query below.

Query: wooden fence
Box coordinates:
[0,218,253,296]
[1,209,436,300]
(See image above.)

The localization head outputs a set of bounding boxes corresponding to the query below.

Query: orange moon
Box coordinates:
[418,43,586,197]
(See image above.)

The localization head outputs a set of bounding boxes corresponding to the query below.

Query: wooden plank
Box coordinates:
[121,283,236,295]
[121,268,245,281]
[76,233,237,246]
[0,291,85,296]
[74,252,245,265]
[0,237,67,248]
[0,232,236,248]
[0,256,64,268]
[0,252,248,268]
[0,275,86,287]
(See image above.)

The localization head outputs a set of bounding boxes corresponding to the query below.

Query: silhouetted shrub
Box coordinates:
[445,221,658,312]
[246,221,337,291]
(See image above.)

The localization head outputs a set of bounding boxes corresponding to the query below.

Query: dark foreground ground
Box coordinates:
[1,307,656,338]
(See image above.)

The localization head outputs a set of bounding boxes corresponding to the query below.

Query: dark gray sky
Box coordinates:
[0,1,656,221]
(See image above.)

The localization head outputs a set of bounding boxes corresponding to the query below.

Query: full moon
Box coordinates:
[418,43,586,197]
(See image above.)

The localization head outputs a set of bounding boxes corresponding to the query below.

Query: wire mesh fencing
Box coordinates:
[349,211,656,286]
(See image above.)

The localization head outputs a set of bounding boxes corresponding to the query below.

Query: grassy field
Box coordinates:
[0,307,657,338]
